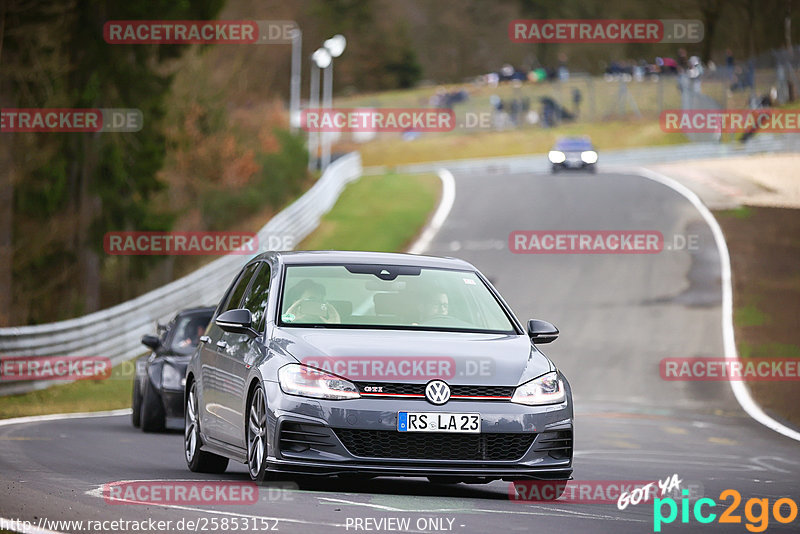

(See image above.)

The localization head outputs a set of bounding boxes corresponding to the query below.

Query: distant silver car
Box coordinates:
[549,137,598,173]
[185,251,573,492]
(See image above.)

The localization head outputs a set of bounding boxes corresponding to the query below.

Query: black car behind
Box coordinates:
[132,306,214,432]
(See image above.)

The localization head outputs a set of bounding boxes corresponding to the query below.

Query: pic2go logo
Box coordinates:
[654,489,798,532]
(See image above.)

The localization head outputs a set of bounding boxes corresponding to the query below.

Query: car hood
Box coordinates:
[274,328,553,386]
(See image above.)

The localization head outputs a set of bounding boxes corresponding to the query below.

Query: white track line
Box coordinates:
[634,167,800,443]
[84,485,346,529]
[407,169,455,254]
[0,408,131,428]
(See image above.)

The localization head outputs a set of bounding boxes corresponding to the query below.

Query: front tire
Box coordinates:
[140,378,165,432]
[247,384,273,482]
[131,379,142,428]
[185,381,229,474]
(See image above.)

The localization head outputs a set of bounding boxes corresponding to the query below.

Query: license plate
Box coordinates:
[397,412,480,433]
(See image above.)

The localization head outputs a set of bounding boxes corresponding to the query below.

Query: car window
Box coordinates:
[279,264,515,334]
[241,263,271,334]
[167,312,213,354]
[219,263,259,315]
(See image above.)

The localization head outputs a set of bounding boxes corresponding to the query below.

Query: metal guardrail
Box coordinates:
[0,152,363,396]
[362,135,800,176]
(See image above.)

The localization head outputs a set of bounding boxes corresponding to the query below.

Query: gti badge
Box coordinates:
[363,386,383,393]
[425,380,451,405]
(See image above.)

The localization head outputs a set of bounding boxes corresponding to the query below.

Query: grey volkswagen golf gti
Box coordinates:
[184,251,573,487]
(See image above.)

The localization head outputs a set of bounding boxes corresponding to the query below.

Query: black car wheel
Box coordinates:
[185,381,229,473]
[131,379,142,428]
[140,377,166,432]
[247,384,273,482]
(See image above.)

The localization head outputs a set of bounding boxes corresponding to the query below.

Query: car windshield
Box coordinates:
[167,314,210,354]
[555,139,592,151]
[279,264,516,334]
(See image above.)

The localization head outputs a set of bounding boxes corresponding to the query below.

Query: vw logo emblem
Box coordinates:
[425,380,451,405]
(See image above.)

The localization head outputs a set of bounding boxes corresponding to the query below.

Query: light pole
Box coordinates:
[320,35,346,171]
[289,28,302,133]
[308,47,331,172]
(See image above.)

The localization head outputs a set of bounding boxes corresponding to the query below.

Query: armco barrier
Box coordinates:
[0,152,362,396]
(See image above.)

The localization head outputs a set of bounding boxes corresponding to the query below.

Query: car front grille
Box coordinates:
[355,382,514,399]
[333,429,535,461]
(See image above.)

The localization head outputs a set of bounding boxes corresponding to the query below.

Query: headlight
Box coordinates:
[580,150,598,164]
[161,363,183,390]
[548,150,566,163]
[278,364,360,400]
[511,372,565,405]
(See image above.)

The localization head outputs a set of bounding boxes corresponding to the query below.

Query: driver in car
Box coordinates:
[177,318,207,348]
[283,279,341,324]
[415,290,449,324]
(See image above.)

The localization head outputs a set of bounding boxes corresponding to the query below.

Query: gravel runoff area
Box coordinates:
[650,153,800,210]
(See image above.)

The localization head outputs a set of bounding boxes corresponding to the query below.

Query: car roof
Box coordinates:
[256,250,475,270]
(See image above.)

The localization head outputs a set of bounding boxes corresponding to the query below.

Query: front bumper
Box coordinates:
[554,161,595,170]
[263,381,573,480]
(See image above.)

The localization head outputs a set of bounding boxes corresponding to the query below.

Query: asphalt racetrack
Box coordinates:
[2,169,799,534]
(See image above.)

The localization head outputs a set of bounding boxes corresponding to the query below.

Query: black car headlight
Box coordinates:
[161,363,183,391]
[511,372,565,406]
[278,364,360,400]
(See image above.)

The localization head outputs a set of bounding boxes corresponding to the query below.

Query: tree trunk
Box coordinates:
[78,133,101,313]
[0,3,14,326]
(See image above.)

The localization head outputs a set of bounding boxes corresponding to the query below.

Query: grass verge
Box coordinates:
[298,172,440,251]
[0,360,137,420]
[0,172,440,420]
[715,206,800,428]
[346,120,685,168]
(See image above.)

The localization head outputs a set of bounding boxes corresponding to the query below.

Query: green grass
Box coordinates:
[298,172,440,251]
[717,206,753,220]
[735,304,770,327]
[0,359,137,420]
[0,172,441,420]
[739,342,800,359]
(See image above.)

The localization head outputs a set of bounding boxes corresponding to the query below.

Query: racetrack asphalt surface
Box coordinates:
[1,169,799,533]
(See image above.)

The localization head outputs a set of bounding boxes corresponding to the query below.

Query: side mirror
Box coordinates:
[527,319,559,344]
[216,308,259,337]
[141,334,161,351]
